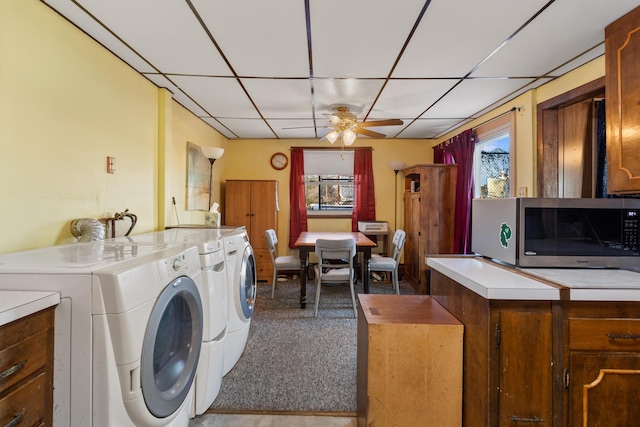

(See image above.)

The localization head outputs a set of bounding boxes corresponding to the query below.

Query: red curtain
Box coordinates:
[433,129,475,253]
[351,148,376,231]
[288,148,308,248]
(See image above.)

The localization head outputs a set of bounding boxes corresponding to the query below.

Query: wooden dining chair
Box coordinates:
[368,229,406,294]
[314,238,357,317]
[265,229,299,298]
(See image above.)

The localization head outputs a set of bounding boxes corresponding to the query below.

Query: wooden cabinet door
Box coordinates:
[403,193,421,287]
[606,5,640,194]
[248,181,276,250]
[568,353,640,426]
[225,181,252,229]
[498,310,553,427]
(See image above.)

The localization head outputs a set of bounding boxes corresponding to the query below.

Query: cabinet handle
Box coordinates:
[0,359,27,380]
[509,415,544,423]
[4,409,26,427]
[607,333,640,340]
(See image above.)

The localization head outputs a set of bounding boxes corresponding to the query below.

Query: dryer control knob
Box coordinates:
[172,258,182,271]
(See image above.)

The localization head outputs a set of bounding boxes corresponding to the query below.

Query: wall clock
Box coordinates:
[270,152,288,170]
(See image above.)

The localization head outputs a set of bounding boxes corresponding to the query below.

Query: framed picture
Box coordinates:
[186,141,210,211]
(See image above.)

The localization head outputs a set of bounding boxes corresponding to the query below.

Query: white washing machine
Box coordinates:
[222,228,257,375]
[0,241,201,427]
[111,227,236,415]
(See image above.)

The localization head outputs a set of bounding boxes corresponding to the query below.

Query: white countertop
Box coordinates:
[427,257,640,301]
[519,268,640,301]
[427,257,561,300]
[0,291,60,327]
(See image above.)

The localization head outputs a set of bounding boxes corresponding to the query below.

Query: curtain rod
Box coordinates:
[290,146,373,150]
[471,106,519,130]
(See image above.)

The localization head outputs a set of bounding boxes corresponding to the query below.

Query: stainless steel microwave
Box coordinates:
[471,197,640,268]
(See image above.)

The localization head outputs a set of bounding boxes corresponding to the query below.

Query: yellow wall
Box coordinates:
[1,0,607,257]
[220,139,431,256]
[433,57,606,197]
[0,0,225,253]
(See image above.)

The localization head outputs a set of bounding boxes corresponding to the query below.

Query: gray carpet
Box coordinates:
[208,274,416,414]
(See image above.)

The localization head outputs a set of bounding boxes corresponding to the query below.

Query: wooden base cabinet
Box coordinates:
[563,304,640,427]
[431,264,640,427]
[0,307,55,427]
[402,164,457,293]
[430,270,554,427]
[356,294,463,427]
[225,180,278,281]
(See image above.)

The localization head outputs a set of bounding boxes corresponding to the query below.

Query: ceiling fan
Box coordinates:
[322,106,403,145]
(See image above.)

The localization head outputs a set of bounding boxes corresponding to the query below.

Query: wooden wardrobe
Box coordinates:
[402,164,457,293]
[225,180,278,282]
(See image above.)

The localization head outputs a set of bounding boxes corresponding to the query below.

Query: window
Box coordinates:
[303,150,354,215]
[473,111,515,198]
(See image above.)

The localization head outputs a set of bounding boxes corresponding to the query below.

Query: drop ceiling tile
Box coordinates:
[143,74,210,117]
[268,119,318,139]
[393,0,551,78]
[309,0,427,78]
[217,118,275,139]
[191,0,309,77]
[170,76,258,118]
[240,79,313,119]
[313,79,386,116]
[74,0,232,75]
[549,47,604,78]
[398,118,469,139]
[200,118,237,139]
[423,78,534,119]
[470,0,639,78]
[370,79,460,118]
[43,0,156,73]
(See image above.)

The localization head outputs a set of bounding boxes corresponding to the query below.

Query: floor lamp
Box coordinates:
[201,147,225,210]
[389,162,406,232]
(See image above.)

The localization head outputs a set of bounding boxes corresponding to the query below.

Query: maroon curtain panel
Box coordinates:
[288,148,308,248]
[433,129,475,254]
[351,148,376,231]
[433,144,445,163]
[440,129,475,254]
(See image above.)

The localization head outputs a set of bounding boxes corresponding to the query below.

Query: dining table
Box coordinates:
[293,231,377,309]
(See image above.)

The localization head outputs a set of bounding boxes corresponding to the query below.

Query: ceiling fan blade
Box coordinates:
[281,125,330,130]
[356,119,403,127]
[354,128,386,138]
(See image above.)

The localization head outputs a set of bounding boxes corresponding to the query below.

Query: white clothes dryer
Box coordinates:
[222,228,257,375]
[111,227,236,415]
[0,241,200,427]
[92,245,203,426]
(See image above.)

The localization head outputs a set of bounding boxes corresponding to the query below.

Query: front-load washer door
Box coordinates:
[239,244,257,320]
[141,275,203,418]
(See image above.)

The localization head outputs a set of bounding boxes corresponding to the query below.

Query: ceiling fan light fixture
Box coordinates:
[343,129,356,146]
[326,130,339,144]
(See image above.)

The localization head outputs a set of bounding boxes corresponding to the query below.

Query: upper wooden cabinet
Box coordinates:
[225,180,278,281]
[606,5,640,194]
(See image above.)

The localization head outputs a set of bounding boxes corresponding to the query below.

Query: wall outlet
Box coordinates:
[517,186,528,197]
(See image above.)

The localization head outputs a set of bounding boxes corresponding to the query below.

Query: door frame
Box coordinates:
[536,77,605,197]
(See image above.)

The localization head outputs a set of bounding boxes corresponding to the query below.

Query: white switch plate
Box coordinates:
[517,186,527,197]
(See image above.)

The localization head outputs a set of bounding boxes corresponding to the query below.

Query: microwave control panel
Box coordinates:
[623,209,639,250]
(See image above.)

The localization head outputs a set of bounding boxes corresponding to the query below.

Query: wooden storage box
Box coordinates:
[357,294,463,427]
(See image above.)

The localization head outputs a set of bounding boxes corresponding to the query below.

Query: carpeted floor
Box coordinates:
[207,274,416,414]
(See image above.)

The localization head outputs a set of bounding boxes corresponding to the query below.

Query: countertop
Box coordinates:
[427,256,640,301]
[0,291,60,327]
[427,257,561,300]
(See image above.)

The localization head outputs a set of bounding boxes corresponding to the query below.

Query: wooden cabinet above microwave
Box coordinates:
[606,5,640,194]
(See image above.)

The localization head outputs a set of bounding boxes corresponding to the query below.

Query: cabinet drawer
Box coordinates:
[0,329,49,394]
[0,371,46,427]
[570,318,640,351]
